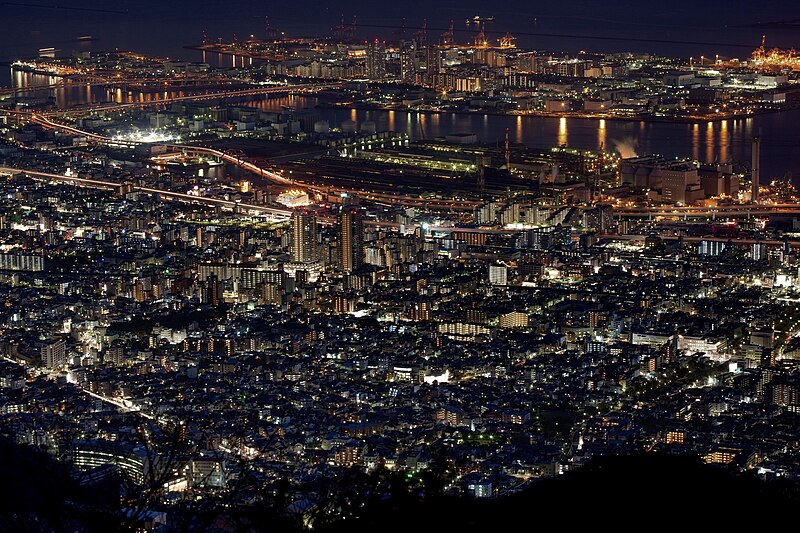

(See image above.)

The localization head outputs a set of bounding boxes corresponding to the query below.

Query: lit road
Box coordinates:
[14,110,797,217]
[59,82,343,113]
[0,83,62,97]
[24,113,479,211]
[614,204,800,218]
[599,233,800,246]
[1,355,152,419]
[0,167,293,220]
[81,388,153,419]
[6,166,800,244]
[1,166,477,233]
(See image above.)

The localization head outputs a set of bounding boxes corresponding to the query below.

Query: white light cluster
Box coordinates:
[112,129,181,144]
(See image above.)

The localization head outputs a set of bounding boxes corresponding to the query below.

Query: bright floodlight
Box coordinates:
[112,129,181,143]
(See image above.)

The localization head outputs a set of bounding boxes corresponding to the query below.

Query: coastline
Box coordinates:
[324,100,800,126]
[11,55,796,126]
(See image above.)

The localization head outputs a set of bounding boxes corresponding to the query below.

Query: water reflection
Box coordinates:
[706,122,714,163]
[13,68,210,108]
[598,119,606,151]
[257,96,797,179]
[720,120,729,162]
[11,78,798,181]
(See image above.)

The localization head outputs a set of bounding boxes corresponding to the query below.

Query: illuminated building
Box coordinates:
[498,311,529,329]
[334,294,357,314]
[366,39,386,80]
[400,41,416,83]
[677,335,728,361]
[260,282,284,306]
[286,210,323,282]
[338,208,364,273]
[489,265,508,286]
[190,456,228,488]
[698,240,725,257]
[466,478,493,498]
[698,163,738,197]
[704,447,740,464]
[276,189,311,208]
[436,405,466,426]
[291,211,318,264]
[662,71,696,87]
[204,274,222,306]
[665,430,686,445]
[72,442,150,485]
[41,338,66,369]
[333,443,362,467]
[768,377,800,410]
[425,45,442,77]
[437,322,492,338]
[412,301,430,321]
[0,253,44,271]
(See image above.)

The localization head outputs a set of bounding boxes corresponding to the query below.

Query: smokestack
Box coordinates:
[751,137,760,203]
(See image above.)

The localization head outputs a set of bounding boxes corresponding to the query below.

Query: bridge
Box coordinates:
[0,74,237,99]
[614,204,800,219]
[7,165,800,245]
[0,83,63,98]
[59,82,342,114]
[1,81,340,118]
[597,232,800,247]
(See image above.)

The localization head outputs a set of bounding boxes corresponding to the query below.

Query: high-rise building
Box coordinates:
[204,274,222,306]
[41,338,67,369]
[752,136,761,203]
[425,45,442,76]
[400,41,417,83]
[338,208,364,273]
[366,39,386,80]
[291,210,318,264]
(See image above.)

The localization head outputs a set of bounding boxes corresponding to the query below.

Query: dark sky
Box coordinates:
[0,0,798,62]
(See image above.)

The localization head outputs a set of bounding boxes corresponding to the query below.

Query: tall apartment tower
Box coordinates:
[366,39,386,80]
[400,40,417,83]
[291,210,318,263]
[338,208,364,273]
[752,136,761,204]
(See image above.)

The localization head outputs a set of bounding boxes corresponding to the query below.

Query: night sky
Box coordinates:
[0,0,798,62]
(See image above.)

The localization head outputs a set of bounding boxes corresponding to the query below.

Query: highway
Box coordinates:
[24,113,478,211]
[0,166,479,233]
[598,233,800,246]
[58,82,343,114]
[0,167,293,220]
[2,81,340,118]
[614,204,800,218]
[7,166,800,247]
[7,106,800,218]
